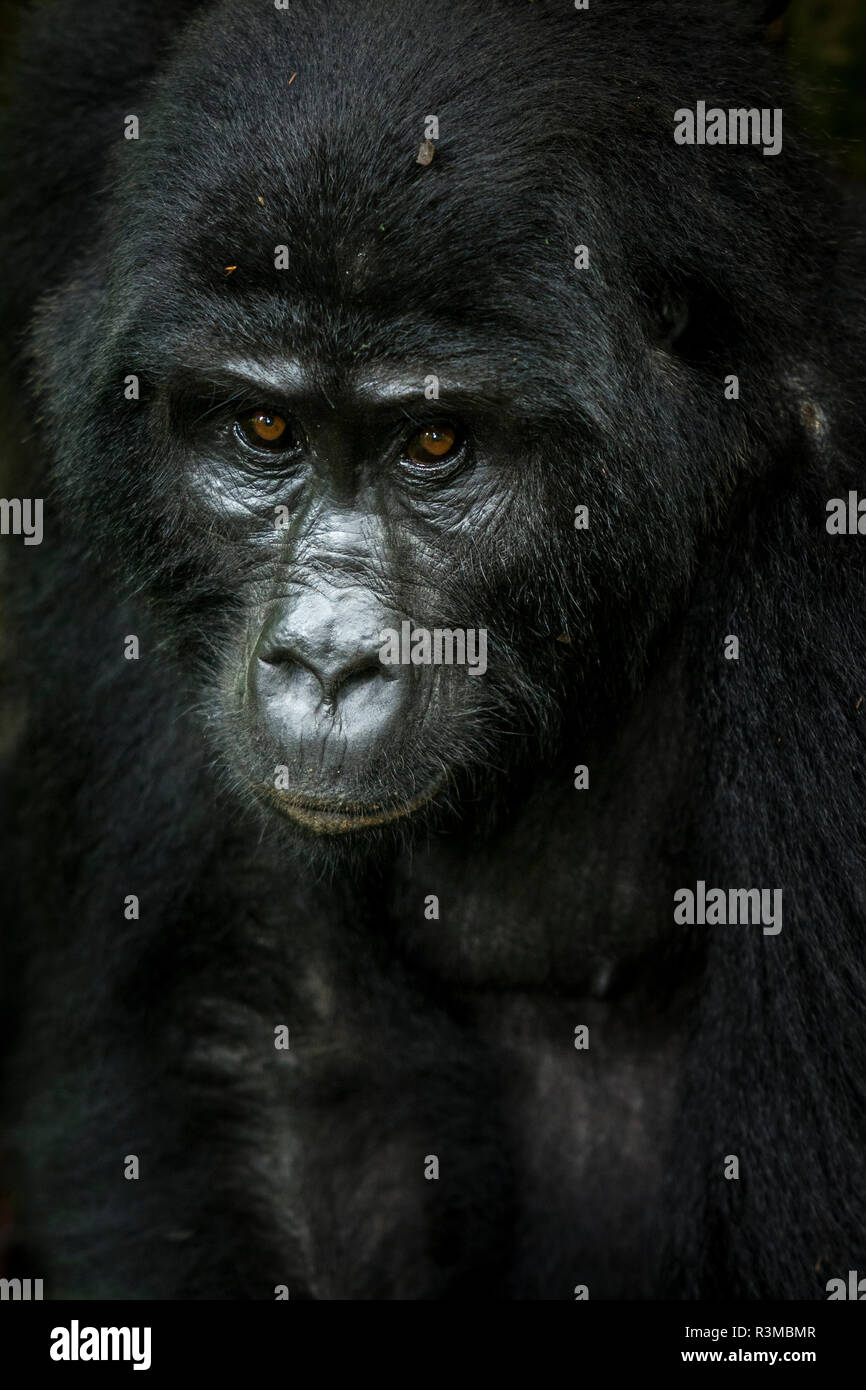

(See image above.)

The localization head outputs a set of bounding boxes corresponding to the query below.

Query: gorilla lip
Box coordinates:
[263,780,446,833]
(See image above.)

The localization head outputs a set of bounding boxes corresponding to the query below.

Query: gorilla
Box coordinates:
[0,0,864,1300]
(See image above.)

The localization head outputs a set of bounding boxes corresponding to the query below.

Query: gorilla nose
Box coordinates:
[249,589,405,768]
[258,629,385,705]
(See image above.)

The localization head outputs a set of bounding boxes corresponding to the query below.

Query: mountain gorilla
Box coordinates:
[1,0,864,1300]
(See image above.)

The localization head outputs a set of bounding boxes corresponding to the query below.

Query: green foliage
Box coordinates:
[790,0,866,176]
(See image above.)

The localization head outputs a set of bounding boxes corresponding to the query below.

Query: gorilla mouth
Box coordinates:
[263,778,447,834]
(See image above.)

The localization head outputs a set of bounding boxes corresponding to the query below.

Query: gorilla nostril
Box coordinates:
[328,657,386,703]
[255,633,300,668]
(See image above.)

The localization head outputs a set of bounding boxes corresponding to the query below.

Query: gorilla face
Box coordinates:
[180,356,526,835]
[169,342,562,838]
[29,0,761,845]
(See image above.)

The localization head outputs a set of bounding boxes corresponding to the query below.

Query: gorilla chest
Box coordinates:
[475,994,685,1297]
[280,944,685,1297]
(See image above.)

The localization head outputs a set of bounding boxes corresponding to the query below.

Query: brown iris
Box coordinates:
[405,425,460,465]
[237,409,292,450]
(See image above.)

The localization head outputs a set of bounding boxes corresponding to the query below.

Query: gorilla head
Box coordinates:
[25,0,819,847]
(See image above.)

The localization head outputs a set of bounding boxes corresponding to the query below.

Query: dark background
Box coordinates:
[784,0,866,174]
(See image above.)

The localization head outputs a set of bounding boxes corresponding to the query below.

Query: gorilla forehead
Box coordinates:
[89,0,797,439]
[119,0,602,331]
[107,0,792,395]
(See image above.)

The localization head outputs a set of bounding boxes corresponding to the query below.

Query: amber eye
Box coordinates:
[236,409,296,451]
[405,424,461,466]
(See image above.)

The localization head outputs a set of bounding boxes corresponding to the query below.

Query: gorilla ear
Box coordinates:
[649,288,690,352]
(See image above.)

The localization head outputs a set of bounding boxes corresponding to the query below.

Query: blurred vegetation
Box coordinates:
[788,0,866,175]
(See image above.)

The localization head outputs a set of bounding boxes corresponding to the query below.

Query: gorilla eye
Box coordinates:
[404,424,462,466]
[235,409,298,452]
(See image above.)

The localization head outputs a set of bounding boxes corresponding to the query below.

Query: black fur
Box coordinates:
[1,0,865,1299]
